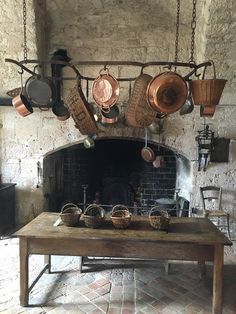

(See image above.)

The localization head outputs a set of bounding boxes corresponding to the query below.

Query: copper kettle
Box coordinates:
[146,71,188,114]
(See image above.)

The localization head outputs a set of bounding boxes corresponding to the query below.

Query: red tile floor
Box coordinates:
[0,237,236,314]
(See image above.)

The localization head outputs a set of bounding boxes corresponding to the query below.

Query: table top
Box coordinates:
[14,212,232,246]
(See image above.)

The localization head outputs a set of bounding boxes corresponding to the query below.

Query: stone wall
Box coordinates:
[0,0,236,224]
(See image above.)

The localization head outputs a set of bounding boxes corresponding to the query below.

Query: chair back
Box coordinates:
[200,186,222,213]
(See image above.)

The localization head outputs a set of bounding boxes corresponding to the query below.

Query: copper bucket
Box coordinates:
[191,60,227,107]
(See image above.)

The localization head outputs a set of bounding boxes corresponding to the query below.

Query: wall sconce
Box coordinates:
[195,124,214,171]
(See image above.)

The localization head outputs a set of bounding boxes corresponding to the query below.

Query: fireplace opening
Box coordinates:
[43,138,179,214]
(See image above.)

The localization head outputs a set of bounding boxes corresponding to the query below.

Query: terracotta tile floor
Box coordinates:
[1,237,236,314]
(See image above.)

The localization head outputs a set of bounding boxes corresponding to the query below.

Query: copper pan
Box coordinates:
[92,68,119,111]
[147,71,188,114]
[101,105,119,124]
[12,92,33,117]
[141,128,155,162]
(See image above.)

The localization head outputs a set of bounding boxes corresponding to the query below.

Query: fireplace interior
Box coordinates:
[43,138,180,215]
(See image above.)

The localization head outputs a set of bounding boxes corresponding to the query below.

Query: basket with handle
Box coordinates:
[149,207,170,231]
[83,204,105,228]
[60,203,82,227]
[111,204,132,229]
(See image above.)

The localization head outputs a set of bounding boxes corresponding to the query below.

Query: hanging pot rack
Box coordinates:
[5,58,212,82]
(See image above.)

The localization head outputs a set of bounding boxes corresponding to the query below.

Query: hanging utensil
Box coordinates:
[101,105,119,124]
[126,73,156,127]
[191,61,227,109]
[179,83,194,115]
[141,128,155,162]
[146,71,188,114]
[92,67,119,111]
[12,70,33,117]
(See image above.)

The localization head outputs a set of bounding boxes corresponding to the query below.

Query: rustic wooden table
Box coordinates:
[14,212,232,314]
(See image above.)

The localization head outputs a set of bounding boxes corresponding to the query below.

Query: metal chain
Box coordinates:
[23,0,28,61]
[174,0,180,64]
[190,0,197,63]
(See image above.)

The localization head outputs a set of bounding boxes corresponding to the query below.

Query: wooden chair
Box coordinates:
[200,186,231,239]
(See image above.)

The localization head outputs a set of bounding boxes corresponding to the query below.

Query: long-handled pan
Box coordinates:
[141,128,155,162]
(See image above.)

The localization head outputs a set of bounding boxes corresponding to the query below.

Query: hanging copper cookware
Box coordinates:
[200,105,215,117]
[191,60,227,107]
[92,68,119,111]
[12,71,33,117]
[12,92,33,117]
[141,128,155,162]
[101,105,119,124]
[146,71,188,114]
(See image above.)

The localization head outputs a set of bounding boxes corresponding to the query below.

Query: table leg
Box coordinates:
[78,256,83,273]
[19,238,29,306]
[44,255,51,273]
[212,244,224,314]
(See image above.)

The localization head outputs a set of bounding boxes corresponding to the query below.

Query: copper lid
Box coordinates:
[147,72,188,114]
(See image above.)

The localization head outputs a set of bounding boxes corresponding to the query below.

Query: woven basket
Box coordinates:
[125,74,156,128]
[111,204,132,229]
[149,207,170,231]
[65,82,99,135]
[60,203,82,227]
[83,204,105,228]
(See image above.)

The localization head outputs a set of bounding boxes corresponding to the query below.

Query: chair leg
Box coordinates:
[226,214,231,240]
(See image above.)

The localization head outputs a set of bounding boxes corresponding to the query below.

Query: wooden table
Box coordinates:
[14,212,232,313]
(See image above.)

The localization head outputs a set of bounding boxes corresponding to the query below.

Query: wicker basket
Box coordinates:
[83,204,105,228]
[60,203,82,227]
[125,74,156,128]
[111,204,132,229]
[149,207,170,231]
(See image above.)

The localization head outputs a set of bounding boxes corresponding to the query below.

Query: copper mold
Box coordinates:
[92,71,119,110]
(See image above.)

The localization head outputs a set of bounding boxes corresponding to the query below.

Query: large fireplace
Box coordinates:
[43,138,181,214]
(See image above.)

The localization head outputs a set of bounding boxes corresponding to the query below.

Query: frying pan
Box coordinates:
[141,128,155,162]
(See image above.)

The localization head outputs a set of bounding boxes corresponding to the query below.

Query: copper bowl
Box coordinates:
[147,72,188,114]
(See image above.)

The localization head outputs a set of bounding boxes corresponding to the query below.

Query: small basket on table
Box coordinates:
[83,204,105,228]
[60,203,82,227]
[111,204,132,229]
[149,207,170,231]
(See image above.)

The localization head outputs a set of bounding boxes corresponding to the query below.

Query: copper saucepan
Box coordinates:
[101,105,119,124]
[92,68,119,111]
[12,91,33,117]
[147,71,188,114]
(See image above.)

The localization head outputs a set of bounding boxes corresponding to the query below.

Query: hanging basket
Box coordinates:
[60,203,82,227]
[149,207,170,231]
[83,204,105,228]
[191,60,227,108]
[111,204,132,229]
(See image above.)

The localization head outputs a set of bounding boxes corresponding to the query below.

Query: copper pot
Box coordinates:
[147,72,188,114]
[12,92,33,117]
[101,105,119,124]
[92,68,119,111]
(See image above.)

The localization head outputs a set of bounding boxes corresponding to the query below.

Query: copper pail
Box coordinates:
[191,60,227,107]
